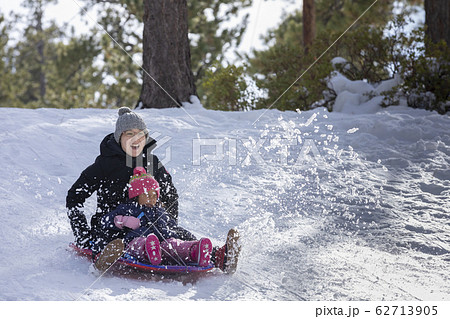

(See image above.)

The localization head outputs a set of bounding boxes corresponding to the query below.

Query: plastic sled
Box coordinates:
[69,243,214,274]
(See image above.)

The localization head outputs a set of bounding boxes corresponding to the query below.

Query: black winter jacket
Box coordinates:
[66,133,184,247]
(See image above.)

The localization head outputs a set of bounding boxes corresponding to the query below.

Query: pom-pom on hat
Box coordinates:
[114,107,147,143]
[128,167,160,199]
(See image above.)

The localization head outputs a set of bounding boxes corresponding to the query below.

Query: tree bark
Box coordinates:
[424,0,450,46]
[35,1,46,99]
[303,0,316,53]
[138,0,196,109]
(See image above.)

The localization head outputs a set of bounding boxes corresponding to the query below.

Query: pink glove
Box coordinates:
[114,215,141,230]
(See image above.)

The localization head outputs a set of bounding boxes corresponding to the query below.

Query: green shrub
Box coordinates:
[399,34,449,114]
[198,62,255,111]
[247,18,396,112]
[249,36,335,111]
[249,13,449,114]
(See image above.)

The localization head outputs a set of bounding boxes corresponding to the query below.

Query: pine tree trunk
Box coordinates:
[138,0,196,109]
[36,2,46,99]
[425,0,450,46]
[303,0,316,53]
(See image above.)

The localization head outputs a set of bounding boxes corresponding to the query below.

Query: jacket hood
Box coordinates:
[100,133,157,157]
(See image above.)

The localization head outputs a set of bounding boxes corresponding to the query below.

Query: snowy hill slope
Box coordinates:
[0,96,449,301]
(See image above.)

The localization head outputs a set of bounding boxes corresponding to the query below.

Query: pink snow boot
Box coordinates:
[145,234,161,265]
[191,238,213,267]
[127,234,161,265]
[160,238,212,267]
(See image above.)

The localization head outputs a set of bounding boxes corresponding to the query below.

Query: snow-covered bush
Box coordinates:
[328,15,449,114]
[204,14,449,114]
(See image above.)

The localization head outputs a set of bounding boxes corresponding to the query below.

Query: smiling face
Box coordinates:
[120,129,147,157]
[137,189,158,207]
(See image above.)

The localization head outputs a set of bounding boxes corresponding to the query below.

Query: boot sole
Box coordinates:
[94,239,125,272]
[197,238,212,267]
[145,234,162,265]
[224,229,241,274]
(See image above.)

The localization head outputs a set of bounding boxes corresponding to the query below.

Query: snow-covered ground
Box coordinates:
[0,73,449,304]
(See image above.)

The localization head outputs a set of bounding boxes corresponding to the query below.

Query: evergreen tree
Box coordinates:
[248,0,398,111]
[424,0,450,47]
[13,0,62,107]
[0,13,30,107]
[187,0,251,82]
[0,14,13,105]
[303,0,316,52]
[95,5,142,108]
[1,0,104,108]
[22,0,58,101]
[84,0,252,108]
[138,0,195,108]
[46,32,103,108]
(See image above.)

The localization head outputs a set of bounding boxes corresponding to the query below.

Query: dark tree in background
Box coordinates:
[303,0,316,53]
[22,0,57,101]
[34,1,46,99]
[138,0,196,109]
[82,0,251,109]
[424,0,450,47]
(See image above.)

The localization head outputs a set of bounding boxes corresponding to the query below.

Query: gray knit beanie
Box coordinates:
[114,107,147,143]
